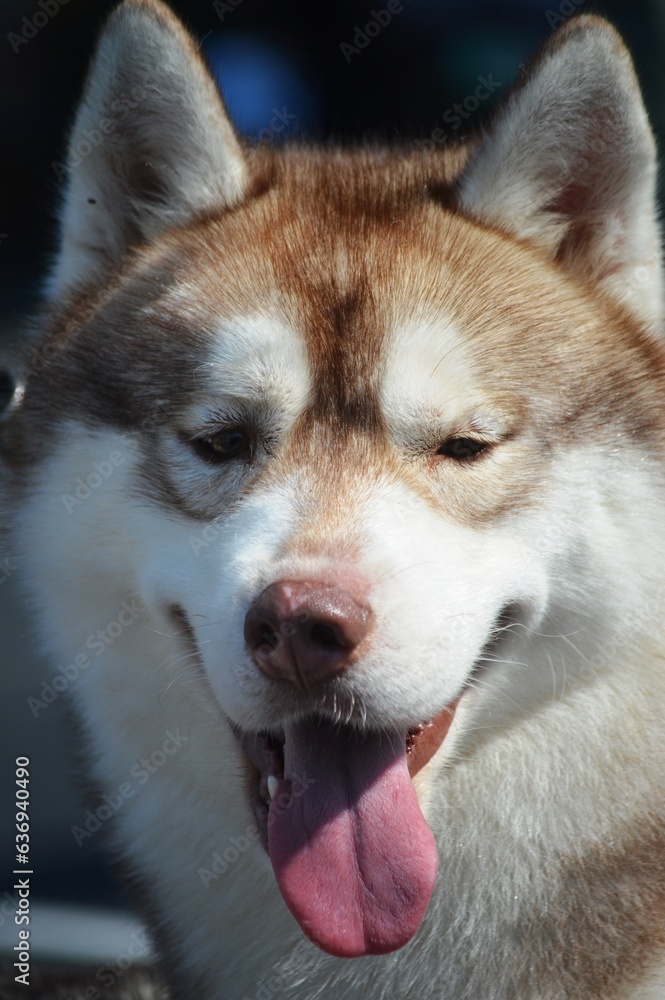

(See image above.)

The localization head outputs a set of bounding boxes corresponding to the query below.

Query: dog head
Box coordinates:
[3,0,664,960]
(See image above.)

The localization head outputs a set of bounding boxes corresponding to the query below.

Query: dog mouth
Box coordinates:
[239,706,458,834]
[169,599,513,958]
[234,701,458,958]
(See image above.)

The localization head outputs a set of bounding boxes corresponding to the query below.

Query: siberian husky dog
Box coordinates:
[2,1,665,997]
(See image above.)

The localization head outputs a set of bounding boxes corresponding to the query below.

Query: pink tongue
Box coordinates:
[267,717,438,958]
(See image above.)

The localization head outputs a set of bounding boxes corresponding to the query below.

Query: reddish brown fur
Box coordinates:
[6,147,665,531]
[534,819,665,998]
[3,7,665,997]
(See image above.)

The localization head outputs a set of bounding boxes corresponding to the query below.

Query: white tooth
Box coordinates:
[267,775,279,801]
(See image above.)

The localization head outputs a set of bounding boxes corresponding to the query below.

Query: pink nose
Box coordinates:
[244,579,372,686]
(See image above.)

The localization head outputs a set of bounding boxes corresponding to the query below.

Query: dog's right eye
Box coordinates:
[190,428,253,463]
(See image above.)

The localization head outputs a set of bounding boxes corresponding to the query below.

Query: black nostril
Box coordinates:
[260,627,280,650]
[309,623,343,650]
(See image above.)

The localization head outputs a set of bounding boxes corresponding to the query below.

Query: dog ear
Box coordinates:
[49,0,249,299]
[456,17,661,327]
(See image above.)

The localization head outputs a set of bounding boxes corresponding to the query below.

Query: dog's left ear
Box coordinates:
[457,17,661,328]
[49,0,249,299]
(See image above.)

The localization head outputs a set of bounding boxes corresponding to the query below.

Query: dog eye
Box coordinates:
[191,428,253,463]
[437,437,488,460]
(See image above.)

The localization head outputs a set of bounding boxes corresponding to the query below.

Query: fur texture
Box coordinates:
[2,3,665,998]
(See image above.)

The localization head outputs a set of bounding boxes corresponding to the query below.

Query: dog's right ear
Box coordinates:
[49,0,249,299]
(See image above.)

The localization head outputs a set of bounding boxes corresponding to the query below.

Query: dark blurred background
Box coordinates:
[1,0,664,964]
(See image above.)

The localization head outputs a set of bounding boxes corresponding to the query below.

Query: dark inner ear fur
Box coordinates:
[547,182,598,266]
[125,158,173,210]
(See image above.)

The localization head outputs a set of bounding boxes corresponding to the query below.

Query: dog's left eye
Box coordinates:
[437,437,488,460]
[190,428,253,463]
